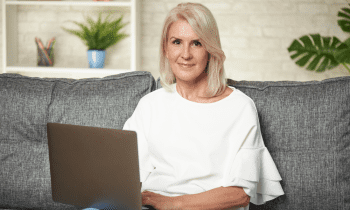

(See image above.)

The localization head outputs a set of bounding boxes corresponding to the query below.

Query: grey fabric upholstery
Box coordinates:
[1,141,84,210]
[0,71,349,210]
[0,74,54,143]
[47,72,155,136]
[0,72,156,210]
[156,76,350,210]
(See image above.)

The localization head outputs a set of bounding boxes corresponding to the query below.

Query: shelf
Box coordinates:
[5,66,133,79]
[2,0,141,78]
[5,0,131,7]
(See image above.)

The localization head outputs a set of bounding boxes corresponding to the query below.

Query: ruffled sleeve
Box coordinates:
[223,146,284,205]
[222,99,284,205]
[123,98,154,183]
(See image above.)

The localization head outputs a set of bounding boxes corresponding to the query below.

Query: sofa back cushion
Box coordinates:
[0,74,54,143]
[47,71,155,132]
[0,71,155,210]
[156,76,350,210]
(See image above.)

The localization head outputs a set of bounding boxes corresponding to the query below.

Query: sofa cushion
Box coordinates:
[0,140,84,210]
[0,74,54,143]
[0,71,156,210]
[47,71,156,132]
[156,76,350,210]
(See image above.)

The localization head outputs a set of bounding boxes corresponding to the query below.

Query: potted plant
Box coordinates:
[288,4,350,74]
[61,12,129,68]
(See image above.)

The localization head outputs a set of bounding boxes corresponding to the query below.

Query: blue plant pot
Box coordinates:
[87,50,106,68]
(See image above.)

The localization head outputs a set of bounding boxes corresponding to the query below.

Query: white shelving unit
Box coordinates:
[2,0,141,78]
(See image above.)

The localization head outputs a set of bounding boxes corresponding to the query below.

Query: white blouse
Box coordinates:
[123,83,284,210]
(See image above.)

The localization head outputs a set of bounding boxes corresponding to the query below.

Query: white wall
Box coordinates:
[1,0,350,81]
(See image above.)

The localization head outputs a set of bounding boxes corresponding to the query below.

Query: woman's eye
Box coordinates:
[193,41,202,46]
[173,40,180,45]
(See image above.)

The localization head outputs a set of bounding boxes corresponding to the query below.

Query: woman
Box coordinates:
[87,2,284,210]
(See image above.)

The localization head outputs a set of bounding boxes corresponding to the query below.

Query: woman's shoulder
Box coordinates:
[228,86,256,107]
[138,85,175,106]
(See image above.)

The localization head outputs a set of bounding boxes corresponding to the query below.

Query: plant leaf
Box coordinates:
[338,4,350,33]
[61,12,129,50]
[335,48,350,64]
[288,34,348,72]
[307,54,323,70]
[318,56,330,72]
[61,20,91,46]
[344,37,350,47]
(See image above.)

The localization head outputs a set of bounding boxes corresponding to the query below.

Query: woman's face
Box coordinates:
[165,19,209,83]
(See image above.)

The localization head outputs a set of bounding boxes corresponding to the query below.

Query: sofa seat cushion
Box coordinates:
[156,76,350,210]
[0,140,83,210]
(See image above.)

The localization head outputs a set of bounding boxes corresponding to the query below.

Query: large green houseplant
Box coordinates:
[61,12,129,68]
[288,4,350,74]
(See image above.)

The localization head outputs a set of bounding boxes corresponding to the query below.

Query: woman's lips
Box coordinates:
[179,63,195,68]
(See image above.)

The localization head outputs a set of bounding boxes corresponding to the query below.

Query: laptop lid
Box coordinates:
[47,123,142,210]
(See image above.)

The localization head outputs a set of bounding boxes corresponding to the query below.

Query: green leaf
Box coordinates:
[288,34,348,72]
[338,4,350,33]
[289,41,304,59]
[344,37,350,47]
[307,55,322,70]
[60,11,129,50]
[311,34,322,49]
[338,10,350,20]
[323,37,331,48]
[317,56,329,72]
[335,48,350,64]
[296,53,314,67]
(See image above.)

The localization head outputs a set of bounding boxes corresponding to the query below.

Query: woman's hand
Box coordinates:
[142,191,182,210]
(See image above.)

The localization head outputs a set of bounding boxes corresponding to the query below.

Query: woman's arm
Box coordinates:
[179,186,250,210]
[142,186,250,210]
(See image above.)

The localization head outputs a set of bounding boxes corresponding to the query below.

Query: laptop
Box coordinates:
[47,123,146,210]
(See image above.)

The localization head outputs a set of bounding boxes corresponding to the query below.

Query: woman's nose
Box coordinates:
[181,46,192,60]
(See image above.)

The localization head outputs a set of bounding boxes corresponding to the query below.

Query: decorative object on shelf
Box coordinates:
[35,37,56,67]
[87,50,106,68]
[288,4,350,74]
[61,11,129,68]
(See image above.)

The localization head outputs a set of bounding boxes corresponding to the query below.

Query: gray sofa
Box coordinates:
[0,71,349,210]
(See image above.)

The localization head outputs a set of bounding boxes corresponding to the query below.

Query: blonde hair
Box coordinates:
[159,2,227,97]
